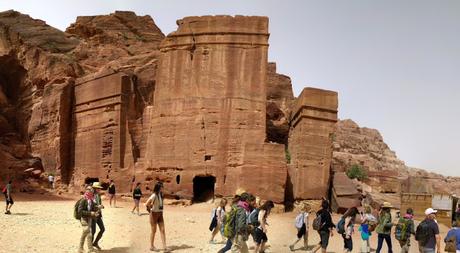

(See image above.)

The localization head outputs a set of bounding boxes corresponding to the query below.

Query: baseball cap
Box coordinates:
[425,208,438,215]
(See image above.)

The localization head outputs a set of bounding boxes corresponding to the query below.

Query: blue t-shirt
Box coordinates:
[423,219,440,249]
[445,227,460,251]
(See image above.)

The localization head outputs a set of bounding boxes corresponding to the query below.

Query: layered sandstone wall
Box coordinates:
[140,16,286,202]
[288,88,338,200]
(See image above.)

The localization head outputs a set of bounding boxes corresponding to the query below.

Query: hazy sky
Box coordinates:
[1,1,459,176]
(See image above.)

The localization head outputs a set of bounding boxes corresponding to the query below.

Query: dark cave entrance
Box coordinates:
[84,177,99,186]
[193,175,216,202]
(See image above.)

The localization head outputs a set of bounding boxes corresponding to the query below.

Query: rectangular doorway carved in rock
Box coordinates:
[193,176,216,203]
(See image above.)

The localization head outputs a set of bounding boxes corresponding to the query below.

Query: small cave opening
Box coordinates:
[192,175,216,203]
[84,177,99,185]
[176,175,181,184]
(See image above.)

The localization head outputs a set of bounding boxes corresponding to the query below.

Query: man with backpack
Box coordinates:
[3,180,13,214]
[228,192,251,253]
[91,182,105,250]
[311,199,335,253]
[416,208,440,253]
[395,208,415,253]
[76,186,99,253]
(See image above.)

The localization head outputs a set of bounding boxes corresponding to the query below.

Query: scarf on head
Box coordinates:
[237,201,250,212]
[404,213,414,219]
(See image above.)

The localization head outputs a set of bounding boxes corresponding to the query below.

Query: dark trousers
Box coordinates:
[342,234,353,251]
[218,239,232,253]
[91,216,105,245]
[376,233,393,253]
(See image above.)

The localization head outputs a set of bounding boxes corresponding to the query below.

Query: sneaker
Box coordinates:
[209,240,215,244]
[289,245,295,251]
[93,243,101,250]
[150,247,157,252]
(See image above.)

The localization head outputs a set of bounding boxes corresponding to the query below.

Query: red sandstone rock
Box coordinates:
[139,15,287,203]
[288,88,338,200]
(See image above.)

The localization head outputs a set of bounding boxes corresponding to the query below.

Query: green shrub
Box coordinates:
[285,149,291,164]
[346,164,368,181]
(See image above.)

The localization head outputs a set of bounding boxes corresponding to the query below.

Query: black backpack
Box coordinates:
[415,220,432,246]
[73,198,84,220]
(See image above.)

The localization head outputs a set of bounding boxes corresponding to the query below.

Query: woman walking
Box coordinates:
[108,180,116,207]
[341,207,358,253]
[376,202,394,253]
[132,182,142,215]
[145,182,167,252]
[210,198,228,243]
[254,200,275,253]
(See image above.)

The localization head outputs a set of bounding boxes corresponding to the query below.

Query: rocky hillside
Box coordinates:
[333,119,460,195]
[0,10,164,190]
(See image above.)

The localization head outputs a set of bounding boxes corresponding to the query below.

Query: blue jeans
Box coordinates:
[376,233,393,253]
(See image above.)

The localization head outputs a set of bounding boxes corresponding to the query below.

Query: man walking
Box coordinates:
[416,208,440,253]
[231,192,251,253]
[3,180,13,214]
[78,186,99,253]
[91,182,105,250]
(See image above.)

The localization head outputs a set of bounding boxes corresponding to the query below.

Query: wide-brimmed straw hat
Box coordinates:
[382,202,393,208]
[235,188,246,196]
[92,182,103,189]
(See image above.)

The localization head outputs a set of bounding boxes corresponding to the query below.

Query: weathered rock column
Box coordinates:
[72,69,135,190]
[288,88,338,200]
[143,16,286,201]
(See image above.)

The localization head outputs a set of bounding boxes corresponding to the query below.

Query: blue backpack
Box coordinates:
[337,217,346,234]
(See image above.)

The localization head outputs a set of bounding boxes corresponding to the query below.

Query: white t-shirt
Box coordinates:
[303,212,310,230]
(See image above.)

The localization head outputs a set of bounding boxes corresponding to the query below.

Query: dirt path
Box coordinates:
[0,194,450,253]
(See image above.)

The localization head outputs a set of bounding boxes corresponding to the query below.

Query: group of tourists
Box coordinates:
[4,177,460,253]
[74,180,167,252]
[206,195,460,253]
[207,191,275,253]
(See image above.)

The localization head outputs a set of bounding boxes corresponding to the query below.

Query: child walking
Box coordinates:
[209,198,227,243]
[289,203,311,251]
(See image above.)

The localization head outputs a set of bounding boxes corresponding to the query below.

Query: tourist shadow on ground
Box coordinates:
[100,247,130,253]
[11,212,32,216]
[168,244,194,251]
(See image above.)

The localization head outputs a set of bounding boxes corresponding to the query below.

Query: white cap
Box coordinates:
[425,208,438,215]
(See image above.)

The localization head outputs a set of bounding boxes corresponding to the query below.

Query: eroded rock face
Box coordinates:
[0,10,81,185]
[332,119,407,193]
[333,120,460,196]
[288,88,338,200]
[139,16,287,203]
[66,11,165,74]
[266,62,293,144]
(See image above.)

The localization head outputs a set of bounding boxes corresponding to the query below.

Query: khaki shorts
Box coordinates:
[150,212,164,226]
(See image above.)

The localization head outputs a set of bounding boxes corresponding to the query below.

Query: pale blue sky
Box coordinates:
[1,1,459,176]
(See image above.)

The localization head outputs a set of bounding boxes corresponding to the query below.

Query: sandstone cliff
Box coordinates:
[333,119,460,196]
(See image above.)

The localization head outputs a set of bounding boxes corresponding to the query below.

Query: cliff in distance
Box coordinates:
[333,119,460,196]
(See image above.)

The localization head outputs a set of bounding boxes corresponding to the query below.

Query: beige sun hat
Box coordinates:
[92,182,103,189]
[381,202,393,208]
[235,188,246,196]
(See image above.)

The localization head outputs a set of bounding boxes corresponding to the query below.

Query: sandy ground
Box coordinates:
[0,193,451,253]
